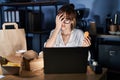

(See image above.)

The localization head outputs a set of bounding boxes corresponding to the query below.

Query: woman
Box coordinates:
[44,4,91,47]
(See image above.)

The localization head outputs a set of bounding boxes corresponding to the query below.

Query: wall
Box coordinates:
[70,0,119,32]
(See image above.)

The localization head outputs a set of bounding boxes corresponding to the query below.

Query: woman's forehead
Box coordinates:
[63,13,71,19]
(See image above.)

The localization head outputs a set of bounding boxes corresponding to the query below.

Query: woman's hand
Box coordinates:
[82,36,91,47]
[82,31,91,47]
[55,13,65,31]
[45,13,65,47]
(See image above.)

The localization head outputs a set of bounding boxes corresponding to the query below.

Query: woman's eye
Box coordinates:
[64,19,71,24]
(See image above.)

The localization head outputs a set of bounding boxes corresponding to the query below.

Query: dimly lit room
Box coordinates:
[0,0,120,80]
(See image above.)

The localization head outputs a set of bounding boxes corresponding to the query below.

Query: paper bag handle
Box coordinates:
[2,23,18,30]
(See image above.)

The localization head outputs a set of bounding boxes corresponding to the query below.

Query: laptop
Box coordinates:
[43,47,89,74]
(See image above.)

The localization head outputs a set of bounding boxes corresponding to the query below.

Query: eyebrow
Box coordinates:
[65,17,71,20]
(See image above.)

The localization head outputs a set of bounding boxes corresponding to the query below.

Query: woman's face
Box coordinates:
[61,13,71,31]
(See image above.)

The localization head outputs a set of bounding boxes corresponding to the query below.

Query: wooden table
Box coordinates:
[0,56,107,80]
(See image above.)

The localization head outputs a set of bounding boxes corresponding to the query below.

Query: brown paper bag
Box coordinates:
[0,23,27,63]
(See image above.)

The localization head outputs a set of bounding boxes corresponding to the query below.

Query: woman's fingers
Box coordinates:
[83,31,91,47]
[55,13,65,30]
[57,13,65,21]
[82,37,91,47]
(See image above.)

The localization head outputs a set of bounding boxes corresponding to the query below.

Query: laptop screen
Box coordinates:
[43,47,89,74]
